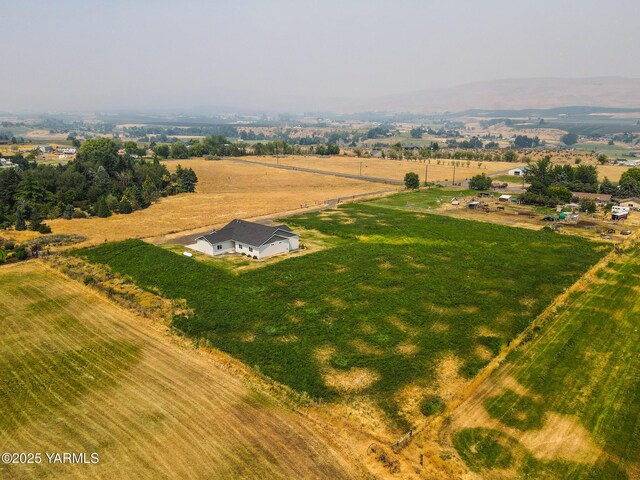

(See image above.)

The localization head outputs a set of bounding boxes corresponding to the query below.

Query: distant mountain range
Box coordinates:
[359,77,640,114]
[189,77,640,115]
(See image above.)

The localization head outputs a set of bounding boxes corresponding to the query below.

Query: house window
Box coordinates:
[238,244,243,249]
[249,247,253,252]
[216,245,222,250]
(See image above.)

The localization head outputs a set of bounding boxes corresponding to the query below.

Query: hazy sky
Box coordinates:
[2,0,640,112]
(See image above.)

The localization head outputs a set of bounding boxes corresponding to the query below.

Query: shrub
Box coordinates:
[421,395,445,417]
[404,172,420,189]
[37,223,52,234]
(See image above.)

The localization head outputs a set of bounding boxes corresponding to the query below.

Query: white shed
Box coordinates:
[508,166,528,176]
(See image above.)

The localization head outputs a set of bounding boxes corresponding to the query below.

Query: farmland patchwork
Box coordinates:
[79,203,604,427]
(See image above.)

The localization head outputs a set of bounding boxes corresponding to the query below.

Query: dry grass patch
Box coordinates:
[396,342,420,356]
[47,159,388,247]
[0,262,360,480]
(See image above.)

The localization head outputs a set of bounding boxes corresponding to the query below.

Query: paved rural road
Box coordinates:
[227,158,405,185]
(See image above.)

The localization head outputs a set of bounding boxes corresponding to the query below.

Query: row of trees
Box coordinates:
[520,157,600,206]
[0,138,198,230]
[149,135,341,159]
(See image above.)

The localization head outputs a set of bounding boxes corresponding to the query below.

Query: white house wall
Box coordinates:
[258,240,290,259]
[192,239,234,256]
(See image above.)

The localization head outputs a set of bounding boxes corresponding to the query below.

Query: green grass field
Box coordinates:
[493,174,526,184]
[364,188,483,211]
[453,245,640,479]
[78,203,604,428]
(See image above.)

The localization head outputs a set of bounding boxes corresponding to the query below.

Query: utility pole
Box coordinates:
[359,161,362,176]
[452,165,456,186]
[424,164,428,185]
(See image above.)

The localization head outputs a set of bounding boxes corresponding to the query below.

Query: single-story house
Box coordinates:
[468,201,480,209]
[37,145,53,154]
[508,166,528,176]
[190,219,299,260]
[572,192,612,204]
[617,197,640,210]
[498,194,512,202]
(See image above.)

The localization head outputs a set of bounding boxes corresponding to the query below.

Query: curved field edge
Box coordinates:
[449,244,640,479]
[0,261,361,480]
[76,203,605,429]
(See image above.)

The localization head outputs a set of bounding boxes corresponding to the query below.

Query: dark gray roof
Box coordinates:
[196,219,296,247]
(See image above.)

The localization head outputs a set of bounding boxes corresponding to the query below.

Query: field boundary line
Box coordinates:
[406,230,640,451]
[452,229,639,409]
[225,157,405,185]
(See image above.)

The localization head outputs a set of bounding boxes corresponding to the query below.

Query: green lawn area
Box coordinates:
[493,174,526,184]
[364,188,485,211]
[453,245,640,479]
[78,203,604,428]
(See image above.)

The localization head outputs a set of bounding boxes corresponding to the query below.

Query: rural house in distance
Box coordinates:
[191,219,299,259]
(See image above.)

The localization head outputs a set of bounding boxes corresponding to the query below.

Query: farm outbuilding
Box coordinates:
[498,194,512,202]
[572,192,612,204]
[617,197,640,210]
[508,166,528,176]
[468,201,480,209]
[190,219,299,260]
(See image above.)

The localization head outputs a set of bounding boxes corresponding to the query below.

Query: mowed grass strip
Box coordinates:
[452,246,640,479]
[0,262,359,479]
[79,203,603,427]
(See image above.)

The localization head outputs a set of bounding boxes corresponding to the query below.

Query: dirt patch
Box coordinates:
[386,315,416,335]
[314,345,380,394]
[323,368,381,394]
[395,383,429,425]
[425,302,479,316]
[431,322,450,333]
[436,354,468,402]
[396,342,420,356]
[475,345,493,361]
[519,413,601,463]
[358,322,377,335]
[350,339,384,356]
[240,332,256,342]
[475,326,500,338]
[324,296,348,309]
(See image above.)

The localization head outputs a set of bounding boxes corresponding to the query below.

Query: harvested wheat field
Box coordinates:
[0,261,364,480]
[251,155,518,182]
[47,159,391,246]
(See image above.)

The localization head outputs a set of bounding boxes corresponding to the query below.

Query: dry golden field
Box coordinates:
[47,159,392,246]
[250,155,518,182]
[0,261,363,480]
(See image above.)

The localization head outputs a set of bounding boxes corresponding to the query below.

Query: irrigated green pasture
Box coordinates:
[79,203,603,427]
[365,188,480,211]
[452,245,640,479]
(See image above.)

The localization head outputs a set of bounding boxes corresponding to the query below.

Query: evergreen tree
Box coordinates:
[95,197,111,218]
